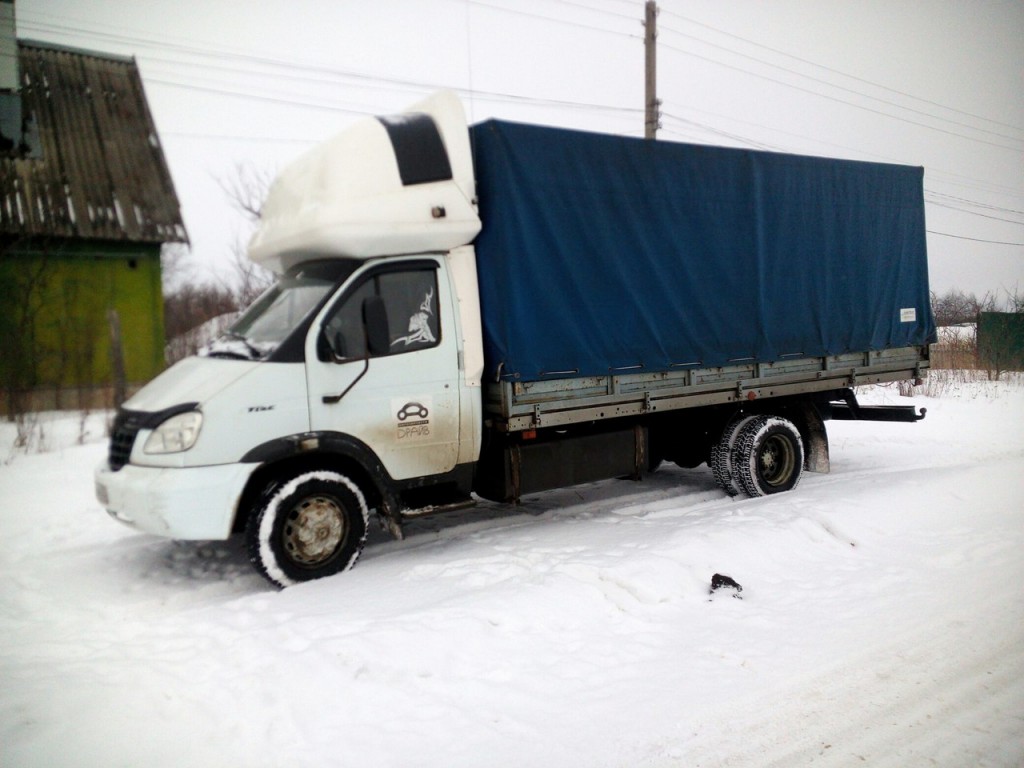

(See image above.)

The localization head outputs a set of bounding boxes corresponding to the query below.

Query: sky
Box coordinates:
[14,0,1024,301]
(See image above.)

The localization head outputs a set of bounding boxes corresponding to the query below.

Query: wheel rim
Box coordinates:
[758,433,797,487]
[282,494,347,566]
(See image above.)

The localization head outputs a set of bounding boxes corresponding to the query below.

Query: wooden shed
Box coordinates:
[0,37,187,414]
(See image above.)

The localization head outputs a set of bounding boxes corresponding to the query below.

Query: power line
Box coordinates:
[163,130,319,145]
[541,0,637,23]
[925,167,1024,201]
[927,191,1024,217]
[144,74,382,116]
[926,199,1024,226]
[658,37,1024,153]
[466,0,639,39]
[20,14,643,121]
[659,7,1024,136]
[22,8,1022,160]
[18,5,1023,249]
[20,16,444,92]
[588,0,645,11]
[661,103,1017,207]
[659,112,1024,233]
[23,13,642,111]
[659,19,1024,146]
[661,112,778,150]
[928,230,1024,246]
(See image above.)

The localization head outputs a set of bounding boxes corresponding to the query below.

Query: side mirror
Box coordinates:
[363,296,390,357]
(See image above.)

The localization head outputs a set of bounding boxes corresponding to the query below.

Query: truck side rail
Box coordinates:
[484,346,928,432]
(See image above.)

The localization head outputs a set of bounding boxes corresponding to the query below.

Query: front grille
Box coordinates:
[108,410,144,471]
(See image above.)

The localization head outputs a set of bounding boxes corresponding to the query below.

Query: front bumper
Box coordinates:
[94,460,254,540]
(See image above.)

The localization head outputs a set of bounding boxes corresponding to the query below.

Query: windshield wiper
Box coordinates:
[218,330,262,360]
[207,349,251,360]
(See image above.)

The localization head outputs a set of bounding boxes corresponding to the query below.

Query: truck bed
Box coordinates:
[470,121,935,386]
[485,345,928,432]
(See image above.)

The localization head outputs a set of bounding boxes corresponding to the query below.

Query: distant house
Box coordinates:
[0,24,187,413]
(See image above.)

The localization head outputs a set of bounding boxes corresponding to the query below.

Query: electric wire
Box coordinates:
[926,200,1024,226]
[466,0,639,39]
[659,19,1024,147]
[658,37,1024,154]
[20,15,643,120]
[661,110,1024,231]
[659,6,1024,136]
[928,231,1024,246]
[662,106,1021,199]
[536,0,637,23]
[16,5,1023,249]
[927,192,1024,217]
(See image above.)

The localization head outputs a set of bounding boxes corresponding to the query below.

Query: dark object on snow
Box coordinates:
[710,573,743,597]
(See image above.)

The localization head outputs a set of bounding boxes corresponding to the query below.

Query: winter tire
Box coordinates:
[710,414,758,497]
[733,416,803,497]
[246,470,369,588]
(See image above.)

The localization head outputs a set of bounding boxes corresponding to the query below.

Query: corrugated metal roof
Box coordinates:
[0,40,187,244]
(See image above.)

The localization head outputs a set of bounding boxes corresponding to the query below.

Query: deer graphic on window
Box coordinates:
[392,287,436,347]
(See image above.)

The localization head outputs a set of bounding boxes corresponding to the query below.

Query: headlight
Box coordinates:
[143,411,203,454]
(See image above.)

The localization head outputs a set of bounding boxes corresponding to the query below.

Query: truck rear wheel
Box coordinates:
[733,416,803,497]
[246,470,369,588]
[711,414,758,497]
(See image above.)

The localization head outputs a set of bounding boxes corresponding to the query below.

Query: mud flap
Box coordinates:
[799,401,830,474]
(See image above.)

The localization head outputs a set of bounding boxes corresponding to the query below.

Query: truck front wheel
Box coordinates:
[733,416,803,497]
[246,470,370,588]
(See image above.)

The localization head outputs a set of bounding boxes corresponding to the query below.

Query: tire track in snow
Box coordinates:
[679,602,1024,767]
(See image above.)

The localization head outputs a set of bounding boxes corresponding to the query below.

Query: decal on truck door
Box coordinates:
[392,288,436,347]
[393,397,432,441]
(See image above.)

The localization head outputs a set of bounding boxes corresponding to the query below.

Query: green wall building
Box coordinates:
[1,34,187,413]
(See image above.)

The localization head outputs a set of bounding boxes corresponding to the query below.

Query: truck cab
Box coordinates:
[96,92,487,586]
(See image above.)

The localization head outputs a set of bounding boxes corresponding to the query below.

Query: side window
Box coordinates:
[380,270,439,352]
[322,280,374,359]
[321,267,439,360]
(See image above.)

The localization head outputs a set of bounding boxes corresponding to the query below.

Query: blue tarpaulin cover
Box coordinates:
[470,120,935,382]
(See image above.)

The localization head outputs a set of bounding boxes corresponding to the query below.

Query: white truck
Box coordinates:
[95,92,933,587]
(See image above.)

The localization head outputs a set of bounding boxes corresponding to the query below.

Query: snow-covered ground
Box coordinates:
[2,376,1023,767]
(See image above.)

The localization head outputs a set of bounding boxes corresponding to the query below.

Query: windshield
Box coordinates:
[205,259,359,360]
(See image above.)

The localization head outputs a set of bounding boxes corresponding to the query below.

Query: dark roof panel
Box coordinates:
[0,40,187,244]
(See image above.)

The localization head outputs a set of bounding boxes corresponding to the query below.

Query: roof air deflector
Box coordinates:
[377,112,453,186]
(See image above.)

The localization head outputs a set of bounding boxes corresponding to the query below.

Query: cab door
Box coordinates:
[305,259,461,480]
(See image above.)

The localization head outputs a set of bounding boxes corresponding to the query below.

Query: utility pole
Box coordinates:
[644,0,659,139]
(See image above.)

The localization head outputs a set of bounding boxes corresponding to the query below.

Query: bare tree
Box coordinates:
[163,282,239,363]
[930,289,983,327]
[1006,288,1024,314]
[216,162,275,223]
[162,162,277,360]
[217,162,275,306]
[226,236,274,308]
[164,282,237,339]
[160,242,190,293]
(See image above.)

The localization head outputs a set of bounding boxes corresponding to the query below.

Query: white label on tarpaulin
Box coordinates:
[900,308,917,323]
